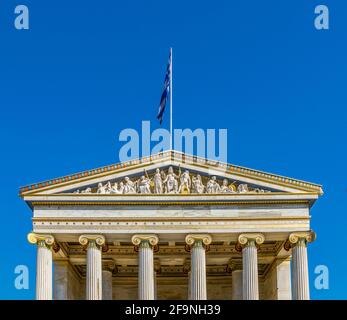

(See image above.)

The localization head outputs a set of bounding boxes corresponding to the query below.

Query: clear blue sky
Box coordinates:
[0,0,345,299]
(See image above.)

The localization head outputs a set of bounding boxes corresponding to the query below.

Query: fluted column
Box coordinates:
[185,234,212,300]
[132,234,159,300]
[79,235,106,300]
[102,261,115,300]
[284,231,316,300]
[236,233,265,300]
[28,232,59,300]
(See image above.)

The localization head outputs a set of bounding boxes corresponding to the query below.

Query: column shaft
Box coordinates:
[191,242,207,300]
[86,243,102,300]
[242,242,259,300]
[292,241,310,300]
[36,243,53,300]
[138,242,154,300]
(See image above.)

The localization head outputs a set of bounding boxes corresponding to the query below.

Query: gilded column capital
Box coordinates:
[284,231,316,251]
[185,234,212,246]
[185,234,212,252]
[132,234,159,252]
[132,234,159,246]
[235,233,265,252]
[79,234,106,250]
[27,232,60,252]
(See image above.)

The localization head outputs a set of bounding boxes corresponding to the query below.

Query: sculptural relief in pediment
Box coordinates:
[70,166,274,195]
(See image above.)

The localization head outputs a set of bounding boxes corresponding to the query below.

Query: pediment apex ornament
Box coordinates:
[185,234,212,252]
[284,231,316,251]
[235,233,265,252]
[27,232,60,252]
[131,234,159,247]
[79,234,106,249]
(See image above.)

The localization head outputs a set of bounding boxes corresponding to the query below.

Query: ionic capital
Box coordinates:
[27,232,60,252]
[235,233,265,252]
[185,234,212,252]
[79,234,106,249]
[284,231,316,251]
[185,234,212,246]
[131,234,159,248]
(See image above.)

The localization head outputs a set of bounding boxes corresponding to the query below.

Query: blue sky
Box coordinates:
[0,0,346,299]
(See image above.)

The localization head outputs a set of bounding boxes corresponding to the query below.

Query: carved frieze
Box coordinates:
[72,166,272,195]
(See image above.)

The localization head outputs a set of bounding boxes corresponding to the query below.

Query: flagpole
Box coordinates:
[169,47,173,150]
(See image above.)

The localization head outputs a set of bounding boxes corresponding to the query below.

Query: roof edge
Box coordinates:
[19,150,323,196]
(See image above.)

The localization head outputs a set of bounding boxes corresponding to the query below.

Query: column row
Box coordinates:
[28,231,315,300]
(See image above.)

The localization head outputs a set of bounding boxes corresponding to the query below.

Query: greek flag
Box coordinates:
[157,51,171,124]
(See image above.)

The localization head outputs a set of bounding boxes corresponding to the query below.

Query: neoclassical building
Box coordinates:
[20,150,322,300]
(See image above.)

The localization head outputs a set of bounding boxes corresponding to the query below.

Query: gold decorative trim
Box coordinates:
[30,200,310,207]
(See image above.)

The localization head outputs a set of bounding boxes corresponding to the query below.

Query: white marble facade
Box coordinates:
[22,151,322,300]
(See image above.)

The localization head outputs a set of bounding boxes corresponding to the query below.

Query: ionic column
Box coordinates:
[185,234,212,300]
[284,231,316,300]
[28,232,59,300]
[132,234,159,300]
[102,260,115,300]
[236,233,265,300]
[79,235,106,300]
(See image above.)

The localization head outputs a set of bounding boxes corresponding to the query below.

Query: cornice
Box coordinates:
[19,150,323,196]
[32,216,310,222]
[29,199,310,207]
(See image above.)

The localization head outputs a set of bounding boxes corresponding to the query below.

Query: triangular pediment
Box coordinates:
[20,150,323,197]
